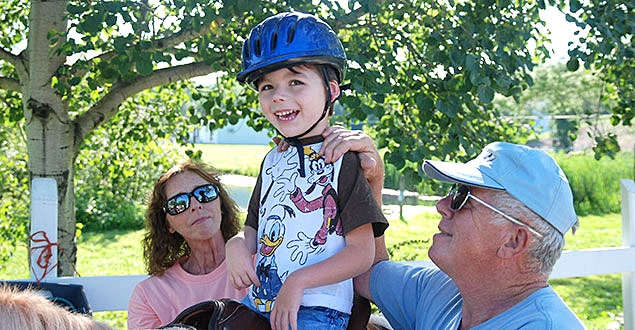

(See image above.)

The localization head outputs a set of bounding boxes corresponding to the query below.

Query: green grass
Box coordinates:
[0,212,624,329]
[196,144,272,177]
[1,229,146,329]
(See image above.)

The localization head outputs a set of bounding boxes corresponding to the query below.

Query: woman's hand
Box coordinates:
[270,274,303,330]
[225,229,260,289]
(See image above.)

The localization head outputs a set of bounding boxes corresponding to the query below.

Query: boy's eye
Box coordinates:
[289,80,303,86]
[259,84,273,92]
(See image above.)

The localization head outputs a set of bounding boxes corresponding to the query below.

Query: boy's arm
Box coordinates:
[271,223,375,330]
[225,226,259,289]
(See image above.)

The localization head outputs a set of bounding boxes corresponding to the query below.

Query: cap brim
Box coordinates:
[423,160,504,190]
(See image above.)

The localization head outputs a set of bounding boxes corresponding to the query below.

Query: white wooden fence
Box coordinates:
[13,179,635,329]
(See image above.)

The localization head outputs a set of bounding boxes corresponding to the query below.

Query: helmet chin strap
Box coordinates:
[282,66,333,177]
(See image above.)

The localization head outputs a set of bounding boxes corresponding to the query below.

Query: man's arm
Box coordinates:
[353,235,389,301]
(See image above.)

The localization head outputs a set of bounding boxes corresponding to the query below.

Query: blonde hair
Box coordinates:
[0,285,112,330]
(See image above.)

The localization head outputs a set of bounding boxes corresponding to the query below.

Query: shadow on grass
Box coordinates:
[78,229,141,247]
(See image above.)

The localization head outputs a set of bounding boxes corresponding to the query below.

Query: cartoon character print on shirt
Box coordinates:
[260,149,300,212]
[252,204,293,313]
[287,146,341,265]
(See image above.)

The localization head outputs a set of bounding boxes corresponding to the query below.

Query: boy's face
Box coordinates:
[257,65,340,138]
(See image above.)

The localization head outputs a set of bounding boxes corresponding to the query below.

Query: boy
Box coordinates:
[226,11,388,330]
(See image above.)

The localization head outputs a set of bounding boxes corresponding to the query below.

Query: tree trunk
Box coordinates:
[25,0,76,276]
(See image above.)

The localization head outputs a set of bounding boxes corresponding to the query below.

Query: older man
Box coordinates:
[356,141,586,329]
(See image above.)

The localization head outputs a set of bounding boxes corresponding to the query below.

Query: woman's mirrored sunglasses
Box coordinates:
[448,184,543,238]
[163,184,219,216]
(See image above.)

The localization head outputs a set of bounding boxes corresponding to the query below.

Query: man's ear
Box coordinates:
[497,227,531,259]
[329,80,341,102]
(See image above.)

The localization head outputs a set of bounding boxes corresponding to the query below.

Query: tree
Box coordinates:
[558,0,634,158]
[0,0,562,274]
[493,63,610,151]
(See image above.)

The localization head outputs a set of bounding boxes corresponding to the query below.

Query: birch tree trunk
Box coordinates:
[25,0,76,276]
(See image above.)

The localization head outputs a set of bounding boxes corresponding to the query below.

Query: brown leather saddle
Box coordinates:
[161,298,270,330]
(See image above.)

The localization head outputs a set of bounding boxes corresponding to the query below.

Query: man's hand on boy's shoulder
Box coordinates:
[320,126,383,182]
[271,126,383,180]
[271,126,384,196]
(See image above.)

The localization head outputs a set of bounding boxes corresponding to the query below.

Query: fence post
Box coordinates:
[622,179,635,330]
[30,178,59,280]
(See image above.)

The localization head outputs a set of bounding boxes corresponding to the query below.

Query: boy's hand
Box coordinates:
[225,236,260,289]
[271,275,303,330]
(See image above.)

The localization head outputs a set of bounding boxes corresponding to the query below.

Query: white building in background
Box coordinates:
[188,118,272,145]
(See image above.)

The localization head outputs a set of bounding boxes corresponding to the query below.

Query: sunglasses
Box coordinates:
[448,184,543,238]
[163,184,219,216]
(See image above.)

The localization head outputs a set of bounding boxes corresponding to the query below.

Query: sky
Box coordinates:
[538,6,583,64]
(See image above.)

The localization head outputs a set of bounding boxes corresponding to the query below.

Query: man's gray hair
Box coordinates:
[490,191,579,276]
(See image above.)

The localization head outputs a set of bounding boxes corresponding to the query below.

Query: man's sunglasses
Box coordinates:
[448,184,543,238]
[163,184,219,216]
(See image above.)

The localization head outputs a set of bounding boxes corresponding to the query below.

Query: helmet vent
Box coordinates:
[286,21,297,45]
[271,31,278,50]
[244,43,250,59]
[254,38,261,56]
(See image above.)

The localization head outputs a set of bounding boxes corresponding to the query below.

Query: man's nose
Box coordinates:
[436,195,455,219]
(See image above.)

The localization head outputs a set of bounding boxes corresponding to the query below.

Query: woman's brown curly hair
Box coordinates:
[143,160,241,276]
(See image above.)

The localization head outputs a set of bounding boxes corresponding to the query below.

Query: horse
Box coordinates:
[0,284,196,330]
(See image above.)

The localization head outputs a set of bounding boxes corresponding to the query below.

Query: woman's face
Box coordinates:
[163,171,223,242]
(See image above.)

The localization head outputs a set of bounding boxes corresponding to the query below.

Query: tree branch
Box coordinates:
[0,47,27,82]
[0,76,21,92]
[331,1,388,29]
[73,61,216,150]
[70,21,214,78]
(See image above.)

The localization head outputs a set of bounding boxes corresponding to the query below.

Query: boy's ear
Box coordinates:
[329,80,341,102]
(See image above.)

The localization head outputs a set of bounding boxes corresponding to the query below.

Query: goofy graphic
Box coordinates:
[289,147,342,253]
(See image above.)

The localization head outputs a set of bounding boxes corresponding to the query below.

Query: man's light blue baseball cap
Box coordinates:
[423,141,577,235]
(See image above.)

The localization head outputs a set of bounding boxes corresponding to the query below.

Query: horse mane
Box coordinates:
[0,284,114,330]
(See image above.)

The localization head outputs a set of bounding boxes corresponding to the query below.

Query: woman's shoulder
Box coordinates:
[138,263,182,286]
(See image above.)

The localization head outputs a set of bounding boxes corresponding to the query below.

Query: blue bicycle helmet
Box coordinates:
[236,12,347,85]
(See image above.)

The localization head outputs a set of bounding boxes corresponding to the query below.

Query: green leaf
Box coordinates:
[136,55,153,76]
[566,57,580,71]
[80,13,102,34]
[465,54,480,72]
[415,94,434,111]
[477,85,494,104]
[105,14,117,27]
[113,37,127,52]
[68,77,81,86]
[67,4,84,15]
[372,93,385,103]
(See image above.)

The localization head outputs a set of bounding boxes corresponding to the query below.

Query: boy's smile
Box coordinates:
[257,65,340,138]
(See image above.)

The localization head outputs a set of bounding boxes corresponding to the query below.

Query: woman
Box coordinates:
[127,160,245,329]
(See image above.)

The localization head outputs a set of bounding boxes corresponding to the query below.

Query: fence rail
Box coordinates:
[14,179,635,330]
